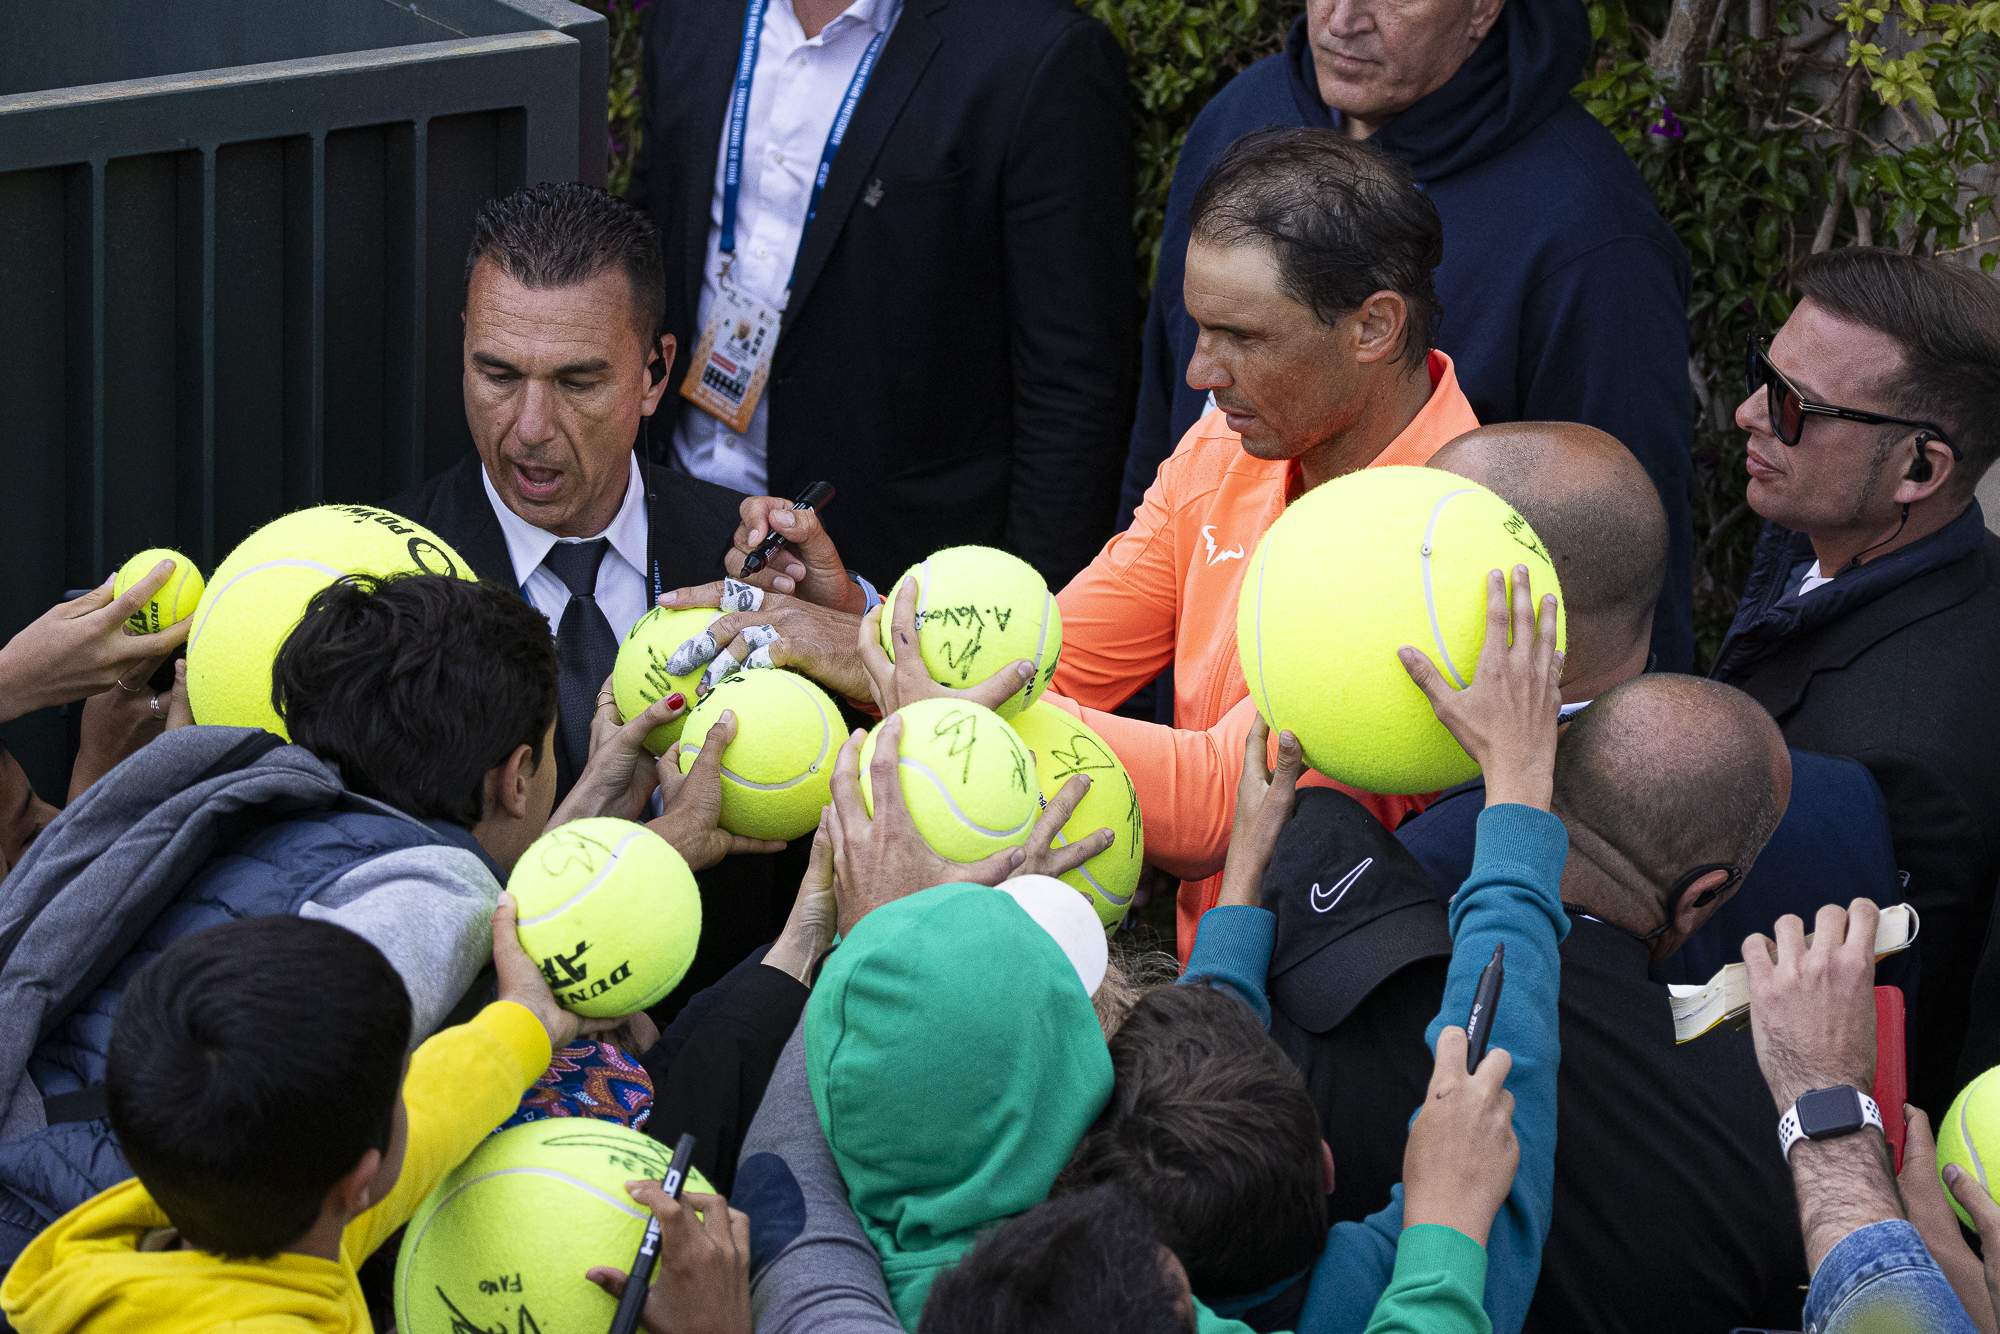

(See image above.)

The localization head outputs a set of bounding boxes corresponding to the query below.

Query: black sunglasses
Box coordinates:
[1745,334,1958,456]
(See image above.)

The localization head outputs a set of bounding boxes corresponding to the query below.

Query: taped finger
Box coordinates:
[699,648,744,696]
[742,624,780,650]
[667,630,720,678]
[744,645,777,671]
[719,578,765,613]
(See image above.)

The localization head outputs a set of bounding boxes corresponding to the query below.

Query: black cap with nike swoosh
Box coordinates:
[1263,787,1452,1033]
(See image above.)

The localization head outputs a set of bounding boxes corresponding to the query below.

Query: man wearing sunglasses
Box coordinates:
[1711,246,2000,1113]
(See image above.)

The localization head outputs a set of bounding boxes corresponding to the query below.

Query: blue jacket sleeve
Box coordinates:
[1180,904,1276,1028]
[1803,1219,1978,1333]
[1300,804,1568,1334]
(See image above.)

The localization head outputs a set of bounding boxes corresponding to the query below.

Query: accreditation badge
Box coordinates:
[680,278,781,434]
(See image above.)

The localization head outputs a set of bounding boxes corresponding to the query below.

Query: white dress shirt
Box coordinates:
[673,0,903,495]
[1799,560,1834,596]
[480,454,653,642]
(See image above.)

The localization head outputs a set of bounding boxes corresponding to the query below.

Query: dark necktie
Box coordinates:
[542,538,619,797]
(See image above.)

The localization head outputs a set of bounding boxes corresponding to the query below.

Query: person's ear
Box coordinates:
[1891,431,1953,507]
[1320,1139,1336,1194]
[641,333,676,416]
[1467,0,1505,45]
[1349,290,1410,369]
[1673,868,1735,937]
[484,742,538,823]
[327,1146,384,1223]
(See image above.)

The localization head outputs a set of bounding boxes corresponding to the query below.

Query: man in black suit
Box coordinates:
[391,182,780,1005]
[1713,247,2000,1111]
[628,0,1134,592]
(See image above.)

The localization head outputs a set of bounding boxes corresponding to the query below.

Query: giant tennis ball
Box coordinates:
[395,1118,713,1334]
[113,548,205,634]
[859,697,1040,864]
[186,504,471,737]
[1938,1067,2000,1227]
[1236,467,1564,795]
[677,670,841,841]
[613,605,723,754]
[1008,702,1144,929]
[879,545,1062,718]
[508,817,700,1018]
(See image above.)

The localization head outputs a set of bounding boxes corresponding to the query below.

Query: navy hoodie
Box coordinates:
[1123,1,1696,671]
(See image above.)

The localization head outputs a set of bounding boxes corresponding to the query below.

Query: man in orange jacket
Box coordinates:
[680,128,1477,956]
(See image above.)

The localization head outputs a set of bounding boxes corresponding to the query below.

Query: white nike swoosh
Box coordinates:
[1309,857,1372,913]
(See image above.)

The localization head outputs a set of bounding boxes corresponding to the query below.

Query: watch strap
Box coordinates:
[1778,1088,1884,1159]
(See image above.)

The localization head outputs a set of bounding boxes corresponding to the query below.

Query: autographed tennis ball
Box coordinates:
[186,504,471,737]
[613,605,723,753]
[1235,466,1564,795]
[677,669,841,841]
[878,545,1062,718]
[508,817,700,1017]
[395,1119,713,1334]
[1007,702,1144,929]
[1938,1067,2000,1228]
[859,697,1040,864]
[112,548,205,634]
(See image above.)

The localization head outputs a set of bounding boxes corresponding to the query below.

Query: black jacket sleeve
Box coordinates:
[642,945,810,1195]
[997,17,1136,586]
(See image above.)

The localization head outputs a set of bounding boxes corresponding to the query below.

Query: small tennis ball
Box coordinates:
[508,817,700,1018]
[186,504,471,737]
[112,548,205,634]
[613,605,722,754]
[1236,466,1565,795]
[1937,1067,2000,1228]
[395,1118,712,1334]
[677,670,842,841]
[879,545,1062,718]
[1008,702,1144,929]
[859,697,1040,864]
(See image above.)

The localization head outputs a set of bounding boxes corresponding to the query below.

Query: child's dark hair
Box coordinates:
[920,1185,1193,1334]
[272,573,557,826]
[107,916,413,1258]
[1058,983,1328,1299]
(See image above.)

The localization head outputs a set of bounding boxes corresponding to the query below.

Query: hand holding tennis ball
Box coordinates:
[825,713,1028,931]
[1397,565,1563,812]
[0,565,192,719]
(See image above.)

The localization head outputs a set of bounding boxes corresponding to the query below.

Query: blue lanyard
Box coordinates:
[721,0,892,297]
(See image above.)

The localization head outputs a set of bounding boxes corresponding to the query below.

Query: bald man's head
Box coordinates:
[1552,676,1791,936]
[1431,423,1667,689]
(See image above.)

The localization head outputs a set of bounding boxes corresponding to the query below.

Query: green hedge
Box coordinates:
[583,0,2000,662]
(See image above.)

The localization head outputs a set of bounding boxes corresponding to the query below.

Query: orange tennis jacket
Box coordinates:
[1049,351,1479,956]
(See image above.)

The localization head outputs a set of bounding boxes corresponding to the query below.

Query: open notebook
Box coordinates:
[1669,904,1919,1044]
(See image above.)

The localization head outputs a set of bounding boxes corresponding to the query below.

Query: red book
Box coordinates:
[1874,985,1908,1172]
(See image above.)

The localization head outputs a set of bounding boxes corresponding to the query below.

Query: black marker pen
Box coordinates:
[608,1131,699,1334]
[740,480,835,574]
[1464,942,1505,1074]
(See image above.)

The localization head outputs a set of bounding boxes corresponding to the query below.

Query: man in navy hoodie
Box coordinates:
[1122,0,1695,670]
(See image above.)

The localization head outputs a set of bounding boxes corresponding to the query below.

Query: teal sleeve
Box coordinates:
[1299,803,1566,1334]
[1360,1225,1491,1334]
[1424,804,1567,1334]
[1179,904,1275,1028]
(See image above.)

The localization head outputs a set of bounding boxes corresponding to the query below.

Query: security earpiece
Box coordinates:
[1907,432,1936,484]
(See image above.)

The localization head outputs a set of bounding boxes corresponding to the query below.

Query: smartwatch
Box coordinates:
[1778,1086,1884,1159]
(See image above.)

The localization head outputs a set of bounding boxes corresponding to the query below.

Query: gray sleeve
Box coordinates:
[302,845,499,1045]
[739,1024,902,1334]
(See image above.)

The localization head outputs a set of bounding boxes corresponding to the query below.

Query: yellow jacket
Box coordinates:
[1,1001,550,1333]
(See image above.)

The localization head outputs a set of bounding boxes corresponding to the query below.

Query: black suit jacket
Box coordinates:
[1715,517,2000,1110]
[629,0,1135,589]
[389,453,801,1014]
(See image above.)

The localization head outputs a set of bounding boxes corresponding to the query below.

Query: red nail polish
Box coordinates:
[665,693,686,711]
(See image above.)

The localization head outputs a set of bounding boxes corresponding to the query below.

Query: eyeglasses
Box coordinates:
[1745,334,1958,456]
